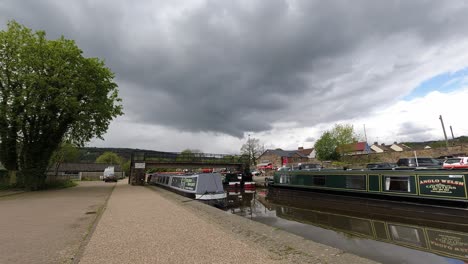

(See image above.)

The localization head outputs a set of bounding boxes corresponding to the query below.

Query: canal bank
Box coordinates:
[225,187,468,264]
[79,181,376,263]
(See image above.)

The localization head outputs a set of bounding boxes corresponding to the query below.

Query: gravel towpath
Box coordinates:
[78,181,377,264]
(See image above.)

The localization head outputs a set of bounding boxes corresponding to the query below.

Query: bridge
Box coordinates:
[129,151,249,185]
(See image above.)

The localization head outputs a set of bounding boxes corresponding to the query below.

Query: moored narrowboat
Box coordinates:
[272,168,468,204]
[148,173,226,200]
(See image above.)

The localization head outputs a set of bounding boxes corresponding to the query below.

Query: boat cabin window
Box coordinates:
[312,175,325,186]
[346,175,366,190]
[280,175,291,184]
[384,176,411,192]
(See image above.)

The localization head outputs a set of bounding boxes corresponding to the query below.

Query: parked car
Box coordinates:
[277,166,291,171]
[297,163,322,170]
[396,157,442,168]
[257,163,273,170]
[443,157,468,169]
[251,170,262,176]
[366,163,396,169]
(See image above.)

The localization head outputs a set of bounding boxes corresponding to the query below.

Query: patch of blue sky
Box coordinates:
[404,67,468,100]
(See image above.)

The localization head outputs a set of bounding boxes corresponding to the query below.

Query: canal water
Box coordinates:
[223,187,468,264]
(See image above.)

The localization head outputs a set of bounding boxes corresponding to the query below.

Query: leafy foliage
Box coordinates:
[314,124,358,161]
[49,142,80,177]
[176,149,196,162]
[96,152,122,165]
[0,21,123,190]
[314,131,340,161]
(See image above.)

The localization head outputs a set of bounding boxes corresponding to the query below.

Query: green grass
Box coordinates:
[43,180,78,190]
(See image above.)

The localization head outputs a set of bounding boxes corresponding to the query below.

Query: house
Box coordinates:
[256,149,309,169]
[297,147,316,159]
[338,142,371,155]
[370,142,390,153]
[389,142,412,152]
[47,163,124,181]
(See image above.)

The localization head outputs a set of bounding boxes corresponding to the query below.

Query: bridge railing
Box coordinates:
[132,151,249,164]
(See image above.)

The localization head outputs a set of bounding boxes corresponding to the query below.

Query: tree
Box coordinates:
[314,131,340,161]
[96,152,122,165]
[240,137,264,166]
[49,142,80,177]
[331,124,358,155]
[176,149,196,162]
[314,124,358,161]
[0,21,123,190]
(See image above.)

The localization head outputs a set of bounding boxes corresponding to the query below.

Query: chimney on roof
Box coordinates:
[394,141,398,144]
[374,142,378,145]
[298,147,304,150]
[381,143,385,146]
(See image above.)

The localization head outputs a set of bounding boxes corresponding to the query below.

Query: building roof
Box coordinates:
[262,149,308,158]
[338,142,369,153]
[297,147,314,156]
[391,142,412,151]
[49,163,122,172]
[371,143,390,152]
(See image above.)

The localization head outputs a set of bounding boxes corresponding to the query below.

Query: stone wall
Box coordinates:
[257,153,282,168]
[341,144,467,166]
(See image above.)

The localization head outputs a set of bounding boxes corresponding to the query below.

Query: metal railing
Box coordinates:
[132,151,249,164]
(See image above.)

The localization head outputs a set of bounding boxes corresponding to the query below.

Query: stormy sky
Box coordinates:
[2,0,468,153]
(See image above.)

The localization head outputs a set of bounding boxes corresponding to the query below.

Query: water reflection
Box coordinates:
[225,187,468,264]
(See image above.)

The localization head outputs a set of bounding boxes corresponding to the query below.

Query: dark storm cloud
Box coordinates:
[2,0,468,137]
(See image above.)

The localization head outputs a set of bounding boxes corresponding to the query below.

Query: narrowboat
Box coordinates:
[222,172,256,188]
[272,168,468,204]
[147,173,226,200]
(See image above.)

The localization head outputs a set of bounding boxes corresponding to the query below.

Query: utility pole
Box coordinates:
[363,124,369,154]
[363,124,368,143]
[439,115,449,149]
[450,126,455,146]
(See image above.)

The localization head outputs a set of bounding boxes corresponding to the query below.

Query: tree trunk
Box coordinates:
[20,147,50,190]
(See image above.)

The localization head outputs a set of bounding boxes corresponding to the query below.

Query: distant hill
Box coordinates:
[402,136,467,149]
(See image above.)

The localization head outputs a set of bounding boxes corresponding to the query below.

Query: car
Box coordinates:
[366,163,396,169]
[277,166,291,171]
[443,157,468,169]
[103,166,118,182]
[257,163,273,170]
[297,163,322,170]
[396,157,442,168]
[251,170,262,176]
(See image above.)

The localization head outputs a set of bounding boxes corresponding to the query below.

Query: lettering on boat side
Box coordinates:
[418,176,466,197]
[419,179,464,186]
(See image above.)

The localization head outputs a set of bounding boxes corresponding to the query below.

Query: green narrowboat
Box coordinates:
[273,168,468,203]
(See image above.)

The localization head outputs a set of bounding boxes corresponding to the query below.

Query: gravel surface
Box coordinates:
[79,181,377,264]
[0,181,115,264]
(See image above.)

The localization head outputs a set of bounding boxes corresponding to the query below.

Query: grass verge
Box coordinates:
[43,180,78,190]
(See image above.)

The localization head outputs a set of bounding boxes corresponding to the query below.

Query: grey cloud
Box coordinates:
[2,0,468,138]
[305,137,315,143]
[396,122,434,142]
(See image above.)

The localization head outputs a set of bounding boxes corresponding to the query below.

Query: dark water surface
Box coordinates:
[224,187,468,264]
